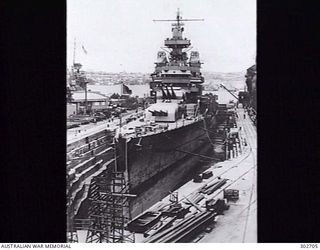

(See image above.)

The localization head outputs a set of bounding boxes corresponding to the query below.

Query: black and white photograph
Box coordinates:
[66,0,256,243]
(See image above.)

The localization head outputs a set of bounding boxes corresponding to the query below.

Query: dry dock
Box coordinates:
[66,109,143,229]
[134,107,257,243]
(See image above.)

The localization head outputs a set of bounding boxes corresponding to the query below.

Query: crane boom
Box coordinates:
[220,84,239,100]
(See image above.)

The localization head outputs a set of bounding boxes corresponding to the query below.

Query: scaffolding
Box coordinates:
[66,136,134,243]
[67,218,94,243]
[85,167,135,243]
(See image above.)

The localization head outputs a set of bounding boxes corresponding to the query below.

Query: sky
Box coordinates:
[67,0,256,73]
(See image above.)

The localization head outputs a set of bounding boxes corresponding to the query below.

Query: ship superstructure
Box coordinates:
[150,10,204,105]
[114,10,222,218]
[117,10,214,138]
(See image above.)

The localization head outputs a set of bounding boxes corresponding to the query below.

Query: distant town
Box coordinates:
[67,69,246,91]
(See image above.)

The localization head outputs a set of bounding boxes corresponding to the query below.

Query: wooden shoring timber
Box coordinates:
[145,213,198,243]
[157,212,216,243]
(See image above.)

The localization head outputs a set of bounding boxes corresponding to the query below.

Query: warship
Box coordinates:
[245,65,257,110]
[114,10,227,217]
[239,64,256,125]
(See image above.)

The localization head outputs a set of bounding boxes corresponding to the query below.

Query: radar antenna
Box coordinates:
[153,8,204,26]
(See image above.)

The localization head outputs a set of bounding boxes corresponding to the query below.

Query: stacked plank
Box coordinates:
[199,178,228,195]
[183,193,205,205]
[144,211,216,243]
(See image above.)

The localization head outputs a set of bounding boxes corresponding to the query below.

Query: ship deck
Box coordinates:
[118,115,203,139]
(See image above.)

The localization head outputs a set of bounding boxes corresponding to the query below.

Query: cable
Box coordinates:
[202,119,216,149]
[175,148,221,161]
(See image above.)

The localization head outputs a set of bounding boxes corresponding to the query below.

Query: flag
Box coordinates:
[81,45,87,55]
[122,84,132,95]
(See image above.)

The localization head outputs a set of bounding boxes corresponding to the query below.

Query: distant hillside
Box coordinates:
[84,71,150,85]
[202,71,246,91]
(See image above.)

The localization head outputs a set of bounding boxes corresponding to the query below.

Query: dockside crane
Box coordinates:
[219,83,251,108]
[219,83,239,101]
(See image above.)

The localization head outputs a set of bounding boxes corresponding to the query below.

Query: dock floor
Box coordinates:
[199,108,257,242]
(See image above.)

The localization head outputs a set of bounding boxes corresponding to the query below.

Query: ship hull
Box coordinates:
[129,140,216,217]
[116,115,223,217]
